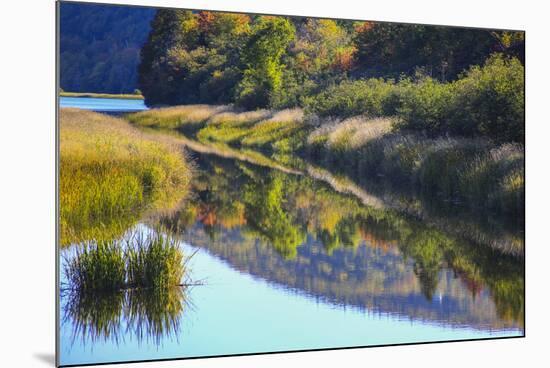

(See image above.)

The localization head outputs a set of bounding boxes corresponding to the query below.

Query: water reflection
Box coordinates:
[62,286,188,347]
[60,146,524,361]
[160,153,524,330]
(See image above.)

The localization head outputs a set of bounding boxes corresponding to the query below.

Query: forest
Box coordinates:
[138,10,524,143]
[59,2,154,93]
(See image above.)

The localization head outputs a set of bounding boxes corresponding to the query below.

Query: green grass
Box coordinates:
[60,109,192,246]
[64,240,126,293]
[63,231,188,292]
[126,105,230,131]
[126,232,186,289]
[125,100,523,217]
[60,91,144,100]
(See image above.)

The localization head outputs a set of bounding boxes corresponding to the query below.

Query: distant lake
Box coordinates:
[60,96,148,112]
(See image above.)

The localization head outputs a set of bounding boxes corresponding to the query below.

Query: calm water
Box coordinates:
[59,96,148,112]
[59,99,524,366]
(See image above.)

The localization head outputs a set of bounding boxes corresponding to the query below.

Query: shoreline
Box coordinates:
[60,91,144,100]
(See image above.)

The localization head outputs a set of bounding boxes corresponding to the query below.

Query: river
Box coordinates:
[58,98,524,366]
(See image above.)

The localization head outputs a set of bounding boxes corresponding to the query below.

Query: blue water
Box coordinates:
[60,96,148,112]
[59,225,522,366]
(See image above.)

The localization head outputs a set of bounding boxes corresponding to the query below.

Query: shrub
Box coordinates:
[448,54,524,143]
[305,78,399,118]
[394,77,455,134]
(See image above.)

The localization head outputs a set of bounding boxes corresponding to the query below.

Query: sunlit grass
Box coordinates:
[63,231,188,292]
[127,105,231,130]
[60,109,192,246]
[126,232,186,289]
[307,117,524,214]
[64,240,126,293]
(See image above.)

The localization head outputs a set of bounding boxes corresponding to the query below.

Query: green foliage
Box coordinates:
[243,172,305,259]
[304,78,399,118]
[236,17,296,109]
[397,55,525,143]
[353,22,524,81]
[307,55,524,143]
[448,55,525,143]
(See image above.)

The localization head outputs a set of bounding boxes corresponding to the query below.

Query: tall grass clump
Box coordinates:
[126,232,185,289]
[60,109,192,246]
[64,241,126,293]
[126,105,231,132]
[63,231,188,293]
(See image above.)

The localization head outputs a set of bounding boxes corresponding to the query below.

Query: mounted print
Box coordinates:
[56,0,525,366]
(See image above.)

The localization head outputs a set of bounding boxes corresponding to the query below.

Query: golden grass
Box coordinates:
[60,108,192,246]
[127,105,231,129]
[310,116,394,150]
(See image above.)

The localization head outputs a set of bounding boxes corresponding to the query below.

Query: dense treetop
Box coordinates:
[138,9,524,111]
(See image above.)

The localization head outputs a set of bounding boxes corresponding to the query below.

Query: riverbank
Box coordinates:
[60,91,144,100]
[127,105,524,221]
[60,108,192,245]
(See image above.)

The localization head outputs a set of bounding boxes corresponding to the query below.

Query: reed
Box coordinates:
[63,231,188,293]
[60,108,192,246]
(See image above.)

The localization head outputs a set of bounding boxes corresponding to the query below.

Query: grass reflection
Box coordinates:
[62,286,189,347]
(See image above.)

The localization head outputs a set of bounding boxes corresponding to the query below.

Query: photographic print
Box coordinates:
[57,1,525,366]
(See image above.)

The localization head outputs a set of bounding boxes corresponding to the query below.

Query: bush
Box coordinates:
[305,78,399,118]
[306,54,524,143]
[394,77,455,135]
[448,55,524,143]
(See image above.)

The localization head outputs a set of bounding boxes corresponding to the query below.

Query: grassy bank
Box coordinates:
[307,116,524,216]
[60,91,144,99]
[126,102,524,218]
[60,109,192,245]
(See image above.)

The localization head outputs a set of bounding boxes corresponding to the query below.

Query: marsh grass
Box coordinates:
[63,231,189,293]
[127,105,231,132]
[62,229,194,345]
[307,118,524,214]
[60,109,192,246]
[64,241,126,293]
[126,232,186,289]
[197,109,272,143]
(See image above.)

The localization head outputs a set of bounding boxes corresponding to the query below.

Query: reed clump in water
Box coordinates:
[63,232,190,292]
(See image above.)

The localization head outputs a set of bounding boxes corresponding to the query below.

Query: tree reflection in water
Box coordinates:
[158,153,524,330]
